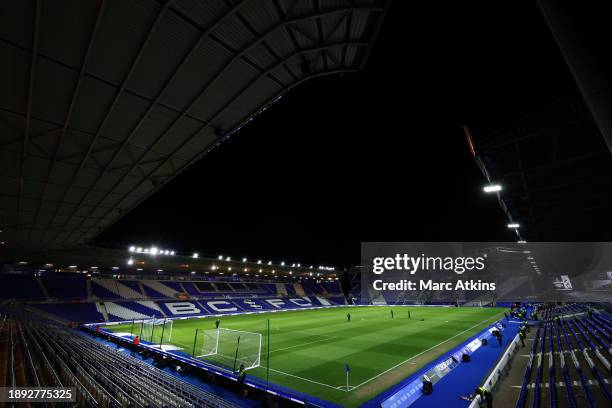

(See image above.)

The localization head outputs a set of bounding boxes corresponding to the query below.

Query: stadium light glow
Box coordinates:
[192,253,199,259]
[507,223,520,228]
[257,260,262,264]
[226,257,231,261]
[150,247,158,255]
[127,258,134,265]
[517,240,527,244]
[218,255,223,260]
[281,262,285,266]
[483,184,502,193]
[170,251,175,255]
[129,246,135,252]
[267,261,272,265]
[243,257,247,262]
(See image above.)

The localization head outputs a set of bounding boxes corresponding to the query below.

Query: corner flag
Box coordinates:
[344,363,350,391]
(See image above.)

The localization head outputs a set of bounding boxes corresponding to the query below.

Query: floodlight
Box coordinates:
[281,262,285,266]
[483,184,502,193]
[129,246,135,252]
[517,240,527,244]
[243,257,247,262]
[170,251,175,255]
[257,260,262,264]
[127,258,134,265]
[507,223,520,228]
[267,261,272,265]
[226,257,231,261]
[218,255,223,260]
[150,247,158,255]
[193,253,199,258]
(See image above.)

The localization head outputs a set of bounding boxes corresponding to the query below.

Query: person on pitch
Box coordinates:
[347,312,351,322]
[215,318,220,329]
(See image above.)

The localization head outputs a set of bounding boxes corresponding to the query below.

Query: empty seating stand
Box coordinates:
[6,318,237,407]
[514,304,611,408]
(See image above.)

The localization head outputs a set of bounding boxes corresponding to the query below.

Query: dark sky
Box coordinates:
[98,1,578,268]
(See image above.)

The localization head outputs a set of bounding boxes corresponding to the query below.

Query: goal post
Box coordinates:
[196,328,262,370]
[141,317,173,344]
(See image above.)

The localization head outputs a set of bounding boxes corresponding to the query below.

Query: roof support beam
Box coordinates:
[27,0,108,241]
[40,0,176,242]
[15,0,42,239]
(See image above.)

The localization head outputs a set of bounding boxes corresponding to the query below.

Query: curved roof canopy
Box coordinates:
[0,0,388,248]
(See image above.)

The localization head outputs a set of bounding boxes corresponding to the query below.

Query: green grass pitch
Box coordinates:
[109,306,504,406]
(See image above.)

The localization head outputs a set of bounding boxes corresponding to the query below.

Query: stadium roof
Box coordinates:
[0,0,389,249]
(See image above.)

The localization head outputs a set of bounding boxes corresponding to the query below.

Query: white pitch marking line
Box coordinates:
[267,367,341,391]
[350,312,505,391]
[268,336,338,354]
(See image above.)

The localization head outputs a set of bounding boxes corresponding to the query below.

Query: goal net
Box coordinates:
[140,317,173,344]
[197,328,262,370]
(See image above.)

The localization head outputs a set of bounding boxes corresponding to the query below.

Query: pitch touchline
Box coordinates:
[350,312,505,390]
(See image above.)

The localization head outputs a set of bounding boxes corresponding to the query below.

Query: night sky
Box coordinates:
[97,2,578,268]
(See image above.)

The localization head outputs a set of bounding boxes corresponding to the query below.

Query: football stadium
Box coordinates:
[1,1,612,408]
